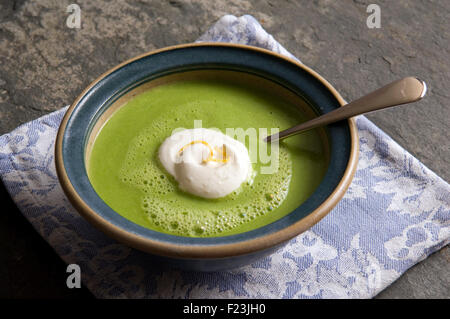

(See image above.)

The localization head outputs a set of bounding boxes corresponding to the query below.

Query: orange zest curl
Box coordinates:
[178,141,229,163]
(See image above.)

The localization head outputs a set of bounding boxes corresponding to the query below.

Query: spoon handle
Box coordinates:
[266,77,427,142]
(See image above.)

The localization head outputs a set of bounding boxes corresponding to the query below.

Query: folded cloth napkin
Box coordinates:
[0,15,449,299]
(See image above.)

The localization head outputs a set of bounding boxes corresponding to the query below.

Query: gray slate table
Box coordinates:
[0,0,448,298]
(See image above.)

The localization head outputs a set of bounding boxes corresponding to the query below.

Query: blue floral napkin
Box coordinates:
[0,15,448,299]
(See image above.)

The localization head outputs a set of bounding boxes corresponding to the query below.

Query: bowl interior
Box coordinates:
[85,70,329,164]
[59,44,353,250]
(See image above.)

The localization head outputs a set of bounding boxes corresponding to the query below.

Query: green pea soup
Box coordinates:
[87,71,329,237]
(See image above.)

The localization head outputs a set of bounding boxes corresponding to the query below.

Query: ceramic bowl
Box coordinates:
[55,43,358,271]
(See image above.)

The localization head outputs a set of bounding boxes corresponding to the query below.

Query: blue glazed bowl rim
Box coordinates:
[55,43,358,259]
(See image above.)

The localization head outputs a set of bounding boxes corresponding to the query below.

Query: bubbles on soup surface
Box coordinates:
[119,116,293,237]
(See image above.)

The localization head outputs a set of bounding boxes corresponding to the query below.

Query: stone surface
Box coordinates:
[0,0,448,298]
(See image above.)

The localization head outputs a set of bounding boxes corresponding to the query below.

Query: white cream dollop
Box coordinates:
[158,128,251,198]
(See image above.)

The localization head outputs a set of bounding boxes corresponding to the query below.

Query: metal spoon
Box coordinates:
[265,77,427,142]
